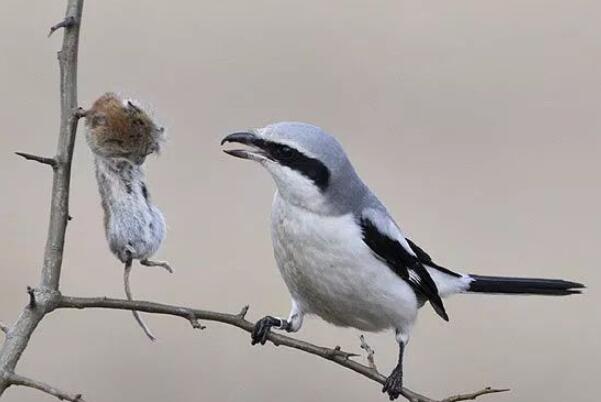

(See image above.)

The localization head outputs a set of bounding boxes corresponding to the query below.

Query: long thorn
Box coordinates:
[15,152,57,168]
[26,287,36,308]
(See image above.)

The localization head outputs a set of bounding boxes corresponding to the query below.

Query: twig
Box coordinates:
[441,387,510,402]
[238,305,249,319]
[48,15,77,37]
[359,334,377,371]
[42,64,85,292]
[9,373,84,402]
[15,152,57,168]
[57,295,506,402]
[189,314,206,330]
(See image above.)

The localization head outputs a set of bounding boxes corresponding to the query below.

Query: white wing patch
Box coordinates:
[408,269,421,284]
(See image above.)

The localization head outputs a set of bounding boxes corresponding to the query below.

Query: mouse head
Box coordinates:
[85,93,165,164]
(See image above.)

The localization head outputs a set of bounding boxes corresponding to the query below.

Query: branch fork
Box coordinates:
[0,0,84,399]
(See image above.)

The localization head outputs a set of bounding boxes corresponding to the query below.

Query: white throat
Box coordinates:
[263,161,327,213]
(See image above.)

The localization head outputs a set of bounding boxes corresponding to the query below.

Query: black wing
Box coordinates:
[405,238,462,279]
[360,217,449,321]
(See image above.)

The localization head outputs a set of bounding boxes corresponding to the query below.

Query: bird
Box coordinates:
[221,122,584,400]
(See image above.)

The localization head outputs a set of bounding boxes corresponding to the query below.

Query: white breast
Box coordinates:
[270,193,419,333]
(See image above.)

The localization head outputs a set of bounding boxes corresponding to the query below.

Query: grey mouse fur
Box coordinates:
[85,92,171,340]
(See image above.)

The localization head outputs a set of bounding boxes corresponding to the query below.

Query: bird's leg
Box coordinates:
[383,340,405,400]
[140,259,173,273]
[251,316,290,345]
[251,301,304,345]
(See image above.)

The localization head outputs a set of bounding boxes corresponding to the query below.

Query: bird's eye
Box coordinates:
[278,145,295,159]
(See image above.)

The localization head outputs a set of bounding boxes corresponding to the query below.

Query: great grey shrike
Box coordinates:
[221,122,584,400]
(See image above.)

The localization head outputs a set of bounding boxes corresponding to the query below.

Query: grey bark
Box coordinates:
[0,0,84,397]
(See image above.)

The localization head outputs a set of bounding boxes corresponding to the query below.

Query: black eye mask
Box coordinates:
[262,141,331,192]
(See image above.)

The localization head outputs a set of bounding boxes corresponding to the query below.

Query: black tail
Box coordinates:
[467,274,585,296]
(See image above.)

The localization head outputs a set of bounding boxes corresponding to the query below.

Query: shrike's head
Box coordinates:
[221,122,366,213]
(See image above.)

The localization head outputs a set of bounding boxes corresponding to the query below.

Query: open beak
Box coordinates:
[221,131,269,161]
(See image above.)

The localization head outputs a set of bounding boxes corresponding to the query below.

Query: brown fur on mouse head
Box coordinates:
[85,92,165,165]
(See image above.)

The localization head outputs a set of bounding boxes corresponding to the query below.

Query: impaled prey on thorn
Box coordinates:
[85,93,172,340]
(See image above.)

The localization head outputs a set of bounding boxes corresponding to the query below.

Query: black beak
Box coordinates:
[220,132,259,146]
[221,131,267,161]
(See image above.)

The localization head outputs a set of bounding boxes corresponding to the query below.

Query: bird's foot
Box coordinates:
[382,366,403,400]
[251,316,284,345]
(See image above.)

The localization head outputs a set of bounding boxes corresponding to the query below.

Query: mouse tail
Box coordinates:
[124,259,157,341]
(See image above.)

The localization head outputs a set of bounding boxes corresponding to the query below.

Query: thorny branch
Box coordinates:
[0,1,510,402]
[0,0,84,399]
[56,295,508,402]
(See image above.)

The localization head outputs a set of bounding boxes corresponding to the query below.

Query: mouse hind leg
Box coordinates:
[140,259,173,273]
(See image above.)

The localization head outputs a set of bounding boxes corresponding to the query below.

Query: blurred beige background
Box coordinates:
[1,1,599,401]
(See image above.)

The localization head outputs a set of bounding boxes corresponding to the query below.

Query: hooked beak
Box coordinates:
[221,131,268,161]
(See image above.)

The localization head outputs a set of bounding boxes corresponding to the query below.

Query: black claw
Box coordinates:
[261,325,270,344]
[250,316,281,346]
[382,366,403,400]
